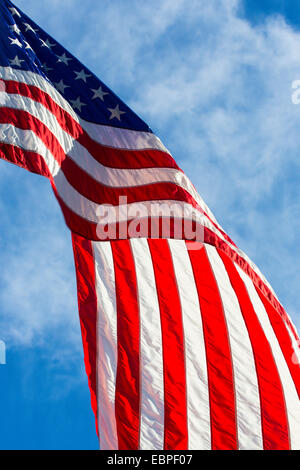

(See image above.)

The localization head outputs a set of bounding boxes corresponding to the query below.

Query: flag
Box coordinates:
[0,0,300,450]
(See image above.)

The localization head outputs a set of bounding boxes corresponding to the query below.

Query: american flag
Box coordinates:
[1,0,300,450]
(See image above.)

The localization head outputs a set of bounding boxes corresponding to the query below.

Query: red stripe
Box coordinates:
[61,154,207,209]
[62,155,234,246]
[201,232,298,339]
[71,233,99,437]
[0,107,205,213]
[0,107,65,164]
[60,154,234,246]
[110,240,140,450]
[53,188,210,241]
[0,107,184,201]
[53,188,294,340]
[58,156,235,247]
[147,239,188,450]
[3,79,235,244]
[1,93,233,245]
[187,243,237,450]
[0,141,50,177]
[218,249,290,450]
[4,79,179,170]
[255,285,300,399]
[0,109,204,213]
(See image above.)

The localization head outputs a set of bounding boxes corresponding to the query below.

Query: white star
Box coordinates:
[41,62,53,74]
[108,104,126,121]
[91,86,108,101]
[74,69,92,83]
[9,24,21,35]
[9,7,21,17]
[9,55,25,67]
[57,53,72,66]
[9,37,23,48]
[24,41,33,51]
[54,79,69,94]
[70,97,86,112]
[23,23,38,33]
[40,38,56,49]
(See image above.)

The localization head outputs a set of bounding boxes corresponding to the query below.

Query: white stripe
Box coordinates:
[206,245,264,450]
[0,66,80,122]
[168,239,211,450]
[0,66,169,152]
[82,119,170,153]
[53,168,281,299]
[0,92,213,213]
[234,248,276,298]
[0,122,59,175]
[0,119,281,311]
[92,241,118,450]
[53,169,227,233]
[284,319,300,369]
[130,239,164,450]
[0,122,216,236]
[236,264,300,450]
[0,122,233,249]
[0,65,223,229]
[0,92,74,174]
[0,67,282,298]
[0,66,235,231]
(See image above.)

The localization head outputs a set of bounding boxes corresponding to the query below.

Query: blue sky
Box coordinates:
[0,0,300,450]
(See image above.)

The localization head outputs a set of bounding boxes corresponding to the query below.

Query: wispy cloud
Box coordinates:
[0,162,82,379]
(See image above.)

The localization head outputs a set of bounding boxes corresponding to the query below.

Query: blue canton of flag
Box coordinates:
[0,0,150,131]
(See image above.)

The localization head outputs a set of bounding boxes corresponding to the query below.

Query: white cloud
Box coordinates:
[0,163,82,368]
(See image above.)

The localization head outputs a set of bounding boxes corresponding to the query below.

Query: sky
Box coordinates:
[0,0,300,450]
